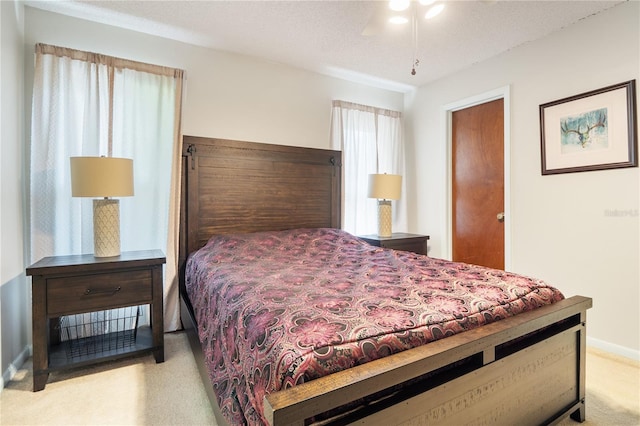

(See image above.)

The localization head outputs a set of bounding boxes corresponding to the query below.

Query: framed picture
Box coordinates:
[540,80,637,175]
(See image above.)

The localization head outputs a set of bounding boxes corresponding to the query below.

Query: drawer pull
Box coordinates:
[84,286,122,296]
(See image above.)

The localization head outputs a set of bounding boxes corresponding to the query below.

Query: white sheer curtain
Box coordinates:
[330,100,407,236]
[30,44,184,332]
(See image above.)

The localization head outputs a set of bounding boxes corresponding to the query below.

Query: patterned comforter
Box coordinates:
[185,228,564,425]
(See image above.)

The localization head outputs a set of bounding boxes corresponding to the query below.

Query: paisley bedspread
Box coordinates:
[185,228,564,425]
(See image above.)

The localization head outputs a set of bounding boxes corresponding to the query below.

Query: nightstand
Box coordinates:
[359,233,430,255]
[26,250,165,391]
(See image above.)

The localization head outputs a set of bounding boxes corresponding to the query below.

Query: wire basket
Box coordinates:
[59,306,142,360]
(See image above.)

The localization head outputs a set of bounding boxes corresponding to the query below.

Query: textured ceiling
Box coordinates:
[26,0,623,92]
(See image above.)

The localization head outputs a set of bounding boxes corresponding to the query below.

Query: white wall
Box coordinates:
[406,1,639,357]
[1,0,29,389]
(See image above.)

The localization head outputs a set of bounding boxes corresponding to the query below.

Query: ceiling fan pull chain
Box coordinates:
[411,4,419,75]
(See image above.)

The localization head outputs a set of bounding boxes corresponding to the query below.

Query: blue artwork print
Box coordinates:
[560,108,608,153]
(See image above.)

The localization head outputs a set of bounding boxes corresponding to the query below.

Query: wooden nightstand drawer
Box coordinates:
[47,270,153,316]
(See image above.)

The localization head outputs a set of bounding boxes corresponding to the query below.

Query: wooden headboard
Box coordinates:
[179,135,342,276]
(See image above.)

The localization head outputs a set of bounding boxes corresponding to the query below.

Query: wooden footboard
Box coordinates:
[264,295,591,425]
[181,290,591,426]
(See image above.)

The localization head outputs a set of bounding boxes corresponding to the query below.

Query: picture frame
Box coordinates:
[539,80,637,175]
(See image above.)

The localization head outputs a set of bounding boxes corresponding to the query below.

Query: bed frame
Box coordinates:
[179,135,592,425]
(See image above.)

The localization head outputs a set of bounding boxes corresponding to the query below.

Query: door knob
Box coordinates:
[497,212,505,222]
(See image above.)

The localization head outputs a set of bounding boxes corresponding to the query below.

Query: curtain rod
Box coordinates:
[35,43,184,79]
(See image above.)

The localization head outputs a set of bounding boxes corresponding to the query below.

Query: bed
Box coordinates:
[178,135,592,426]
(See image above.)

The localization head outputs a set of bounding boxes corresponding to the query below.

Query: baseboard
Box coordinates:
[587,337,639,361]
[0,345,31,392]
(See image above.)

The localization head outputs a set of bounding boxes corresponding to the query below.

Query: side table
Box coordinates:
[26,250,165,391]
[359,233,430,255]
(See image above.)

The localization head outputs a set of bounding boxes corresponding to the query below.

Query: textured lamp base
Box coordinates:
[377,200,393,238]
[93,199,121,257]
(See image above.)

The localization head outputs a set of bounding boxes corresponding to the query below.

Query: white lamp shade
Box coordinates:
[368,174,402,200]
[70,157,134,197]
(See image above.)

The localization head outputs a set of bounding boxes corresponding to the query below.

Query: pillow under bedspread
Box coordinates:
[185,228,564,425]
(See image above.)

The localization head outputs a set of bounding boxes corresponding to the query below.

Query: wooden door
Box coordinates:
[452,99,504,269]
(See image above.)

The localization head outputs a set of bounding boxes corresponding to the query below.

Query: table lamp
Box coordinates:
[70,156,134,257]
[368,173,402,237]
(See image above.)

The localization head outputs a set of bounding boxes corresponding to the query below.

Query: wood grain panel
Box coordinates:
[179,136,342,274]
[362,328,579,425]
[47,270,152,315]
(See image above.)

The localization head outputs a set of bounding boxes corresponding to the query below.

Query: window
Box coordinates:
[30,44,184,330]
[330,100,407,235]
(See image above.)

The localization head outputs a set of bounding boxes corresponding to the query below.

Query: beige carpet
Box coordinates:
[0,332,215,425]
[1,332,638,425]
